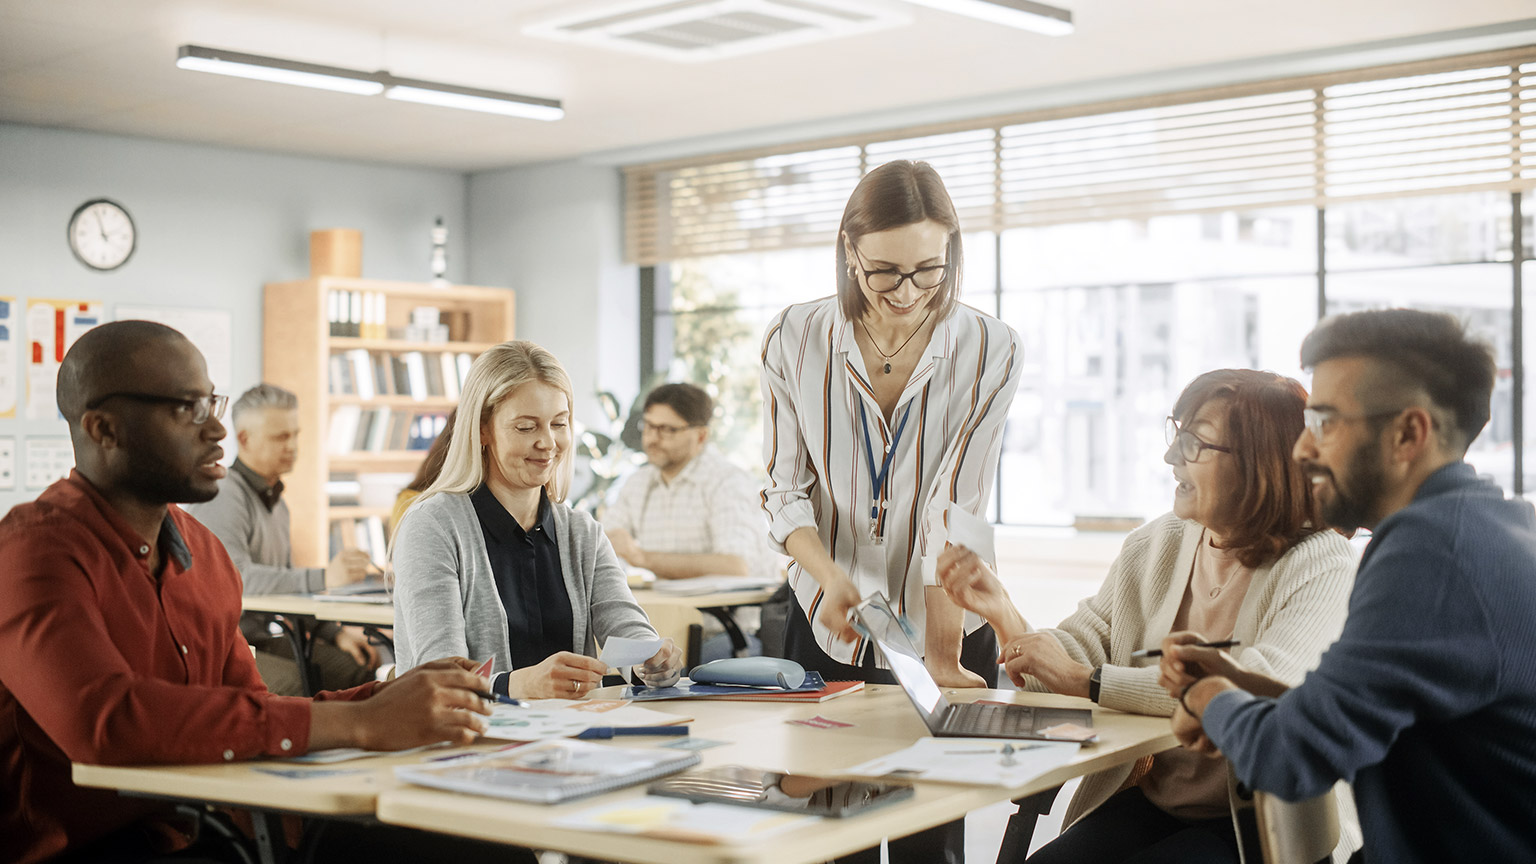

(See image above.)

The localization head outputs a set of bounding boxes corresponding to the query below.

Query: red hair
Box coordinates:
[1172,369,1318,567]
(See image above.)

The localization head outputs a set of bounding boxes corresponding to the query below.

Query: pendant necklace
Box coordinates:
[860,309,934,374]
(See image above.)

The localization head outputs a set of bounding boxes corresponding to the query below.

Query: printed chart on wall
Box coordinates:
[26,299,103,420]
[116,306,233,395]
[0,298,16,418]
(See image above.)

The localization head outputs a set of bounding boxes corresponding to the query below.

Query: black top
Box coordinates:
[470,483,573,694]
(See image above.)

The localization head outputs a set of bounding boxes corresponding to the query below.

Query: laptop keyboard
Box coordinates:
[946,702,1037,736]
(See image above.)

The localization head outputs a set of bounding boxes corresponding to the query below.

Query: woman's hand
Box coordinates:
[1157,631,1248,697]
[333,626,379,668]
[508,651,607,699]
[816,570,865,643]
[936,546,1028,642]
[1001,633,1093,698]
[635,638,683,688]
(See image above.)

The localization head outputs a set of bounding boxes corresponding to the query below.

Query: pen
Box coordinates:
[474,690,525,707]
[1131,639,1241,659]
[575,725,690,739]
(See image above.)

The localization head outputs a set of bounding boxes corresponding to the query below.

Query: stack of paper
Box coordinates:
[843,738,1081,787]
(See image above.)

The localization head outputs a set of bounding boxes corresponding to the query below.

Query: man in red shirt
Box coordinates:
[0,321,504,863]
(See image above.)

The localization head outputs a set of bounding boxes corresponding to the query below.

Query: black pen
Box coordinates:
[473,690,525,707]
[1131,639,1240,659]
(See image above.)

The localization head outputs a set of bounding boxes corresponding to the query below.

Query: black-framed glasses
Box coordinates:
[640,420,701,437]
[1165,416,1232,463]
[850,244,949,294]
[1302,407,1404,442]
[85,391,228,424]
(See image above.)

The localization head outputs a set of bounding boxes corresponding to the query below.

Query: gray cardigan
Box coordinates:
[391,490,658,675]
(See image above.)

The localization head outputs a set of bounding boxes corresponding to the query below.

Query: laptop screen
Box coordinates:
[853,593,950,732]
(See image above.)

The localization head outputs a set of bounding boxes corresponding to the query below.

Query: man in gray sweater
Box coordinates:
[187,384,377,695]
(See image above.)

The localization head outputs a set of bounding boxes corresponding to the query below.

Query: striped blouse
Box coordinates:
[759,296,1023,664]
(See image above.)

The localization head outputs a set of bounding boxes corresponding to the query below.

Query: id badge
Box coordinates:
[868,518,885,546]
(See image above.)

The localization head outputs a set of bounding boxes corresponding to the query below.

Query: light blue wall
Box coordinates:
[0,123,472,513]
[466,158,638,426]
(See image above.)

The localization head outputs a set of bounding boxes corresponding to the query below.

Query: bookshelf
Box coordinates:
[263,277,514,568]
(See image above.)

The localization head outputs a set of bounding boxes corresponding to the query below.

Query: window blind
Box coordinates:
[625,46,1536,265]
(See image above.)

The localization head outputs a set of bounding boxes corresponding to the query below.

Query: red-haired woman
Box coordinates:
[939,369,1360,863]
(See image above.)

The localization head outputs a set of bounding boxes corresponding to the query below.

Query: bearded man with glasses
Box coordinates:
[1165,309,1536,864]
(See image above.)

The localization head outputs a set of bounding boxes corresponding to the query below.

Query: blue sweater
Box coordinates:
[1203,462,1536,863]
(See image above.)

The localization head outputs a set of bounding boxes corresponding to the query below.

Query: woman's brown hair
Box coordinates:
[835,160,964,322]
[1172,369,1319,568]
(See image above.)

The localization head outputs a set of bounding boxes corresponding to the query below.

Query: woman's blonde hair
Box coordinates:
[411,340,576,512]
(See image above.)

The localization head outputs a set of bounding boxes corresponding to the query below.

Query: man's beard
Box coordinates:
[1317,435,1386,532]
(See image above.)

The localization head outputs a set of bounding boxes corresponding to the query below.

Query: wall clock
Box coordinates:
[67,198,136,272]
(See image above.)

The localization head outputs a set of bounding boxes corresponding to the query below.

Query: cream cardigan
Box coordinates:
[1024,512,1362,861]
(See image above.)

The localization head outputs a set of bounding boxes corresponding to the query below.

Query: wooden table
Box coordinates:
[242,594,395,696]
[376,685,1178,864]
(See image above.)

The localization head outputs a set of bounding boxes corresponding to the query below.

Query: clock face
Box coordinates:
[68,199,136,272]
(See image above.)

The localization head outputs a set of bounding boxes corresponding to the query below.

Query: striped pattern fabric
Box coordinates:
[759,296,1022,664]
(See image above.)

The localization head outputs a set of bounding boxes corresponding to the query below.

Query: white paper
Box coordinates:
[843,737,1080,787]
[602,635,665,667]
[26,299,102,420]
[24,437,73,490]
[945,501,995,563]
[484,698,688,742]
[553,795,816,842]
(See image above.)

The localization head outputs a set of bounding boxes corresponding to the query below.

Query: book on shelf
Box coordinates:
[394,739,700,804]
[329,407,448,453]
[439,351,461,400]
[344,349,375,399]
[422,351,445,397]
[328,405,361,455]
[402,352,429,400]
[327,290,388,338]
[326,473,360,507]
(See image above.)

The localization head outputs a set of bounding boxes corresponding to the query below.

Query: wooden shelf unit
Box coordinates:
[264,277,514,567]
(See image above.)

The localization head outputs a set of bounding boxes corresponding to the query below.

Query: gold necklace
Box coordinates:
[860,309,934,374]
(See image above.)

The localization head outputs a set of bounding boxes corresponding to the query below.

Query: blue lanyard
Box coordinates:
[858,399,912,525]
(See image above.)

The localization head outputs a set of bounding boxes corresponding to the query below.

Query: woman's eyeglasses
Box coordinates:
[850,244,949,294]
[1165,416,1232,463]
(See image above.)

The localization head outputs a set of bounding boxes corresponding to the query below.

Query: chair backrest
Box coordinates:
[1228,767,1339,864]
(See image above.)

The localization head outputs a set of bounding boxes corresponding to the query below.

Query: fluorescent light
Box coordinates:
[385,79,565,121]
[902,0,1073,35]
[176,45,383,95]
[174,45,565,121]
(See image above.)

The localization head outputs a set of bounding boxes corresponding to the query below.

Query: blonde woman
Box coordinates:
[392,341,682,698]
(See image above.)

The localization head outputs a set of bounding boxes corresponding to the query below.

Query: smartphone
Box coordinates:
[648,765,912,817]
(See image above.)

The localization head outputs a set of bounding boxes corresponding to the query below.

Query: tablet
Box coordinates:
[647,765,912,817]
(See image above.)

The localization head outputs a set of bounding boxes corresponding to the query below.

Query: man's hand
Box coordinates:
[1158,631,1290,699]
[507,651,607,699]
[635,638,683,688]
[333,626,379,668]
[607,530,647,569]
[1171,701,1221,757]
[346,659,490,750]
[1001,633,1093,697]
[324,549,372,588]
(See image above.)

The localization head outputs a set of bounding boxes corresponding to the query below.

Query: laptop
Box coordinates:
[852,593,1097,744]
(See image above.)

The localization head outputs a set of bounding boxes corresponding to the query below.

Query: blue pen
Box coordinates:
[575,725,689,739]
[474,690,524,707]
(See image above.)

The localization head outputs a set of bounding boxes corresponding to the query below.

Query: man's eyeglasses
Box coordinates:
[85,392,228,424]
[850,244,949,294]
[640,421,701,438]
[1302,407,1404,442]
[1165,416,1232,464]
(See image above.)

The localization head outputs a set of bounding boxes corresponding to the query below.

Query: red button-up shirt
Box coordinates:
[0,472,375,864]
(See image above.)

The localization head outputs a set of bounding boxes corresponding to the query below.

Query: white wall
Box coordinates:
[0,123,471,513]
[466,158,638,427]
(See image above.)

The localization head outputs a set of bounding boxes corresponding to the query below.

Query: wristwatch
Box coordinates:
[1088,665,1103,703]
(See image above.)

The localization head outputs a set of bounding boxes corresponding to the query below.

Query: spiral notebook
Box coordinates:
[394,739,701,804]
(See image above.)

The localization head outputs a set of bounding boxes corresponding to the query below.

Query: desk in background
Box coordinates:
[628,586,777,666]
[241,594,394,696]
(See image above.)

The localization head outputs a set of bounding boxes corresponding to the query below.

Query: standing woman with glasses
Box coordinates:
[760,160,1022,863]
[937,369,1361,863]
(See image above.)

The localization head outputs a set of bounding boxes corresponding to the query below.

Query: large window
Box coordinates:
[635,49,1536,524]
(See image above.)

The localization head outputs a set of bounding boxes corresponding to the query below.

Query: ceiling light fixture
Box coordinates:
[384,78,565,121]
[175,44,564,121]
[176,45,383,95]
[901,0,1073,35]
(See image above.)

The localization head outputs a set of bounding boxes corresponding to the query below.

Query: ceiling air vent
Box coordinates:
[524,0,910,62]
